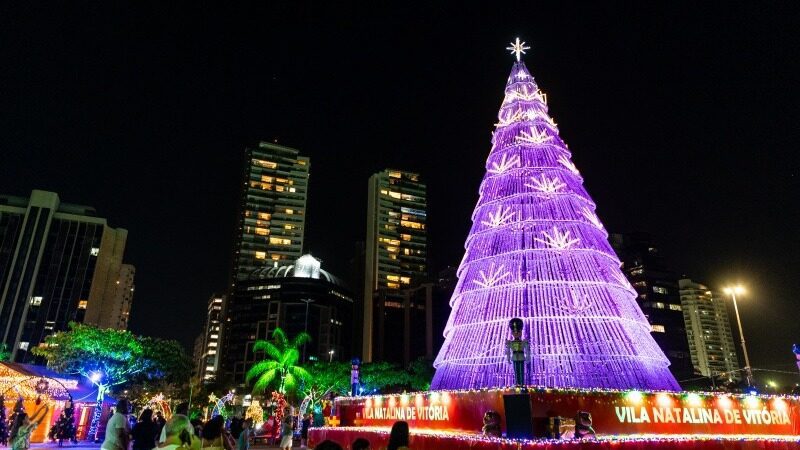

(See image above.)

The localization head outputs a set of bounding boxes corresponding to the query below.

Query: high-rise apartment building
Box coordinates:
[198,294,225,383]
[610,232,693,382]
[363,170,427,362]
[222,255,353,384]
[679,278,741,382]
[230,142,310,285]
[0,190,134,362]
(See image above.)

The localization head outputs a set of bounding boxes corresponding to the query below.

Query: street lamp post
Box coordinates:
[328,349,335,362]
[724,285,753,387]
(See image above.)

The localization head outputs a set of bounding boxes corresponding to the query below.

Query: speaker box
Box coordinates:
[503,393,534,439]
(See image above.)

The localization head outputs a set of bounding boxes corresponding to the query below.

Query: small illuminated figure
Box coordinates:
[505,318,531,386]
[350,357,361,396]
[793,344,800,374]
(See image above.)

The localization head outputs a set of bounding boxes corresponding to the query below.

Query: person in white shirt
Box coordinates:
[158,403,193,444]
[101,399,131,450]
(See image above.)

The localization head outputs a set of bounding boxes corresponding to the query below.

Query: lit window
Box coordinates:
[90,247,100,256]
[400,234,411,241]
[18,342,29,351]
[668,304,682,311]
[400,277,411,284]
[255,227,269,236]
[387,275,400,281]
[253,159,277,169]
[271,255,281,261]
[289,187,296,193]
[652,302,665,309]
[255,251,266,260]
[400,220,423,229]
[258,212,271,220]
[261,175,274,183]
[651,325,666,333]
[284,224,293,230]
[275,185,285,192]
[286,209,294,214]
[634,281,647,287]
[297,159,306,165]
[630,268,643,275]
[387,282,400,289]
[388,171,402,178]
[208,342,217,347]
[78,300,88,309]
[653,286,669,294]
[30,296,43,306]
[388,191,401,199]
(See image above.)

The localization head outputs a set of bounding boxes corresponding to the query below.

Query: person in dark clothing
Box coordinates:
[351,438,370,450]
[313,441,343,450]
[132,409,158,450]
[387,421,410,450]
[300,413,311,448]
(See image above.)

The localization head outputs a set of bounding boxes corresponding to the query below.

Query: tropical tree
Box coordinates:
[301,361,350,408]
[0,344,10,362]
[246,328,312,395]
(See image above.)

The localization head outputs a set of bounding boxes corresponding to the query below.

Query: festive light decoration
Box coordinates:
[245,400,265,428]
[431,40,683,391]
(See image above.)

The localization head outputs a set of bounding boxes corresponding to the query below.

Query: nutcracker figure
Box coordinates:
[506,318,531,386]
[350,358,361,396]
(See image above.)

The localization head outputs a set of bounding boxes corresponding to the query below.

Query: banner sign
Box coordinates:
[335,389,800,436]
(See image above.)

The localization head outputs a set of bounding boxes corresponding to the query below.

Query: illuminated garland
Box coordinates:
[310,426,800,445]
[336,385,800,403]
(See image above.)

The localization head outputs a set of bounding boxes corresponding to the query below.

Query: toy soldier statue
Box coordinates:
[506,318,531,386]
[350,357,361,396]
[793,344,800,375]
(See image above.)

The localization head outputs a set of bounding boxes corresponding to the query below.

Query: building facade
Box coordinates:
[610,232,693,382]
[0,190,133,362]
[198,294,225,383]
[679,278,741,382]
[222,255,353,385]
[230,142,310,285]
[363,170,427,362]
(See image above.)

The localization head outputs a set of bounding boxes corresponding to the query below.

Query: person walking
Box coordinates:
[300,413,311,448]
[386,421,410,450]
[132,409,159,450]
[101,399,131,450]
[10,404,49,450]
[236,419,252,450]
[279,408,293,450]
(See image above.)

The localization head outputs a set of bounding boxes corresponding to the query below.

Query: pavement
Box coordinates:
[29,444,304,450]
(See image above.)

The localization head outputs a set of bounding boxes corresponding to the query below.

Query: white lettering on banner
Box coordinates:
[364,406,450,422]
[614,407,790,426]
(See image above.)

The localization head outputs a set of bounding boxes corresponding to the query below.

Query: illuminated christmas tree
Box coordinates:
[431,39,680,391]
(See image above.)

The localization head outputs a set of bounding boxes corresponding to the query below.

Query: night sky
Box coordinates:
[2,3,798,383]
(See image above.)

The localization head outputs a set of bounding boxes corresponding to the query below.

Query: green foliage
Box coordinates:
[139,337,193,384]
[32,322,147,387]
[246,328,312,395]
[406,358,434,391]
[32,322,191,389]
[0,344,10,362]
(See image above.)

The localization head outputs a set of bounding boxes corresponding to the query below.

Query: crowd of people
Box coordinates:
[99,400,411,450]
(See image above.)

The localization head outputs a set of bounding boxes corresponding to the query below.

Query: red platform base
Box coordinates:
[309,427,800,450]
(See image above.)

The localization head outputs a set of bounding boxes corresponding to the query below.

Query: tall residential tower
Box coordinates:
[230,142,310,285]
[679,278,741,382]
[0,190,134,362]
[363,170,427,362]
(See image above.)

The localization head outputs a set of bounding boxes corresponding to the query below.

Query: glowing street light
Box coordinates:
[328,349,335,362]
[723,285,752,387]
[89,372,102,383]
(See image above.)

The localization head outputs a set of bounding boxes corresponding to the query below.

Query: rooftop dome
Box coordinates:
[248,254,347,288]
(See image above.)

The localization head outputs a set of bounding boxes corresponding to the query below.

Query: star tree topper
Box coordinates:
[506,37,530,61]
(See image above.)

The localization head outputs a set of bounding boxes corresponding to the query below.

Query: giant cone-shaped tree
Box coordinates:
[431,51,680,391]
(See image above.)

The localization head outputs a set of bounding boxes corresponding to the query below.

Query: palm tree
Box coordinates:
[246,328,312,394]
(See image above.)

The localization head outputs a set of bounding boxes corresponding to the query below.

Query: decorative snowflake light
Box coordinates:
[516,128,550,145]
[535,226,579,250]
[481,205,516,228]
[526,174,565,194]
[487,154,520,174]
[557,155,581,175]
[580,207,604,229]
[475,264,511,288]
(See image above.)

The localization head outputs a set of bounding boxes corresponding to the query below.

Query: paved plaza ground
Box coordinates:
[29,444,298,450]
